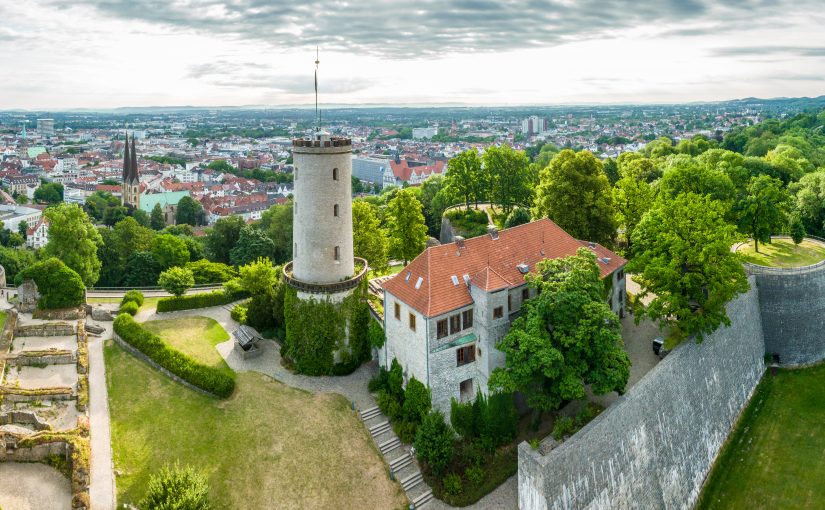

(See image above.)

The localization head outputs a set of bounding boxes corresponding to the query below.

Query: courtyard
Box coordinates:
[736,238,825,268]
[698,364,825,509]
[105,316,406,509]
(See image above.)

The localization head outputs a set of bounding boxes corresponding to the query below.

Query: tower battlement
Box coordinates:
[292,136,352,149]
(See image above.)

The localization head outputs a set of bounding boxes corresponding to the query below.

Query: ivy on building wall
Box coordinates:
[283,280,371,375]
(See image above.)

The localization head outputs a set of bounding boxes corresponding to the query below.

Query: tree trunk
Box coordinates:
[755,238,759,253]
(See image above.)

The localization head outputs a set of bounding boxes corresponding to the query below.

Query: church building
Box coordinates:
[121,134,141,209]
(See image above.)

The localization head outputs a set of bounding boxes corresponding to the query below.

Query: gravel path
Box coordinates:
[0,463,72,510]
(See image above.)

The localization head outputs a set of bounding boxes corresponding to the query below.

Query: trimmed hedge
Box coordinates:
[121,290,144,307]
[156,290,244,313]
[113,314,235,398]
[119,301,139,316]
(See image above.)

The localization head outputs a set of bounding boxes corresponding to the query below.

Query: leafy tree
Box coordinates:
[17,221,27,239]
[259,201,293,264]
[616,153,661,183]
[175,196,205,226]
[658,155,736,204]
[418,175,454,237]
[140,463,211,510]
[238,258,278,295]
[765,144,813,180]
[207,159,234,173]
[98,217,155,286]
[414,411,455,477]
[230,226,276,267]
[150,203,166,230]
[44,203,103,286]
[789,170,825,237]
[504,208,531,229]
[613,174,654,251]
[132,208,150,228]
[489,249,630,418]
[735,175,790,252]
[0,246,36,282]
[386,189,428,265]
[186,260,237,284]
[483,144,532,215]
[533,149,617,246]
[238,258,280,330]
[158,267,195,297]
[151,234,190,270]
[15,258,85,310]
[445,150,484,209]
[352,200,389,272]
[103,205,128,227]
[181,236,205,262]
[204,216,245,264]
[123,252,161,287]
[629,193,749,345]
[789,213,806,245]
[33,182,63,204]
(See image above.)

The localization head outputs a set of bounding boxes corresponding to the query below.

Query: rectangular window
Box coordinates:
[459,378,474,402]
[462,309,473,329]
[522,288,529,301]
[493,306,503,319]
[437,319,448,339]
[409,313,416,331]
[334,246,340,261]
[449,314,461,335]
[394,302,400,320]
[619,290,624,303]
[456,345,475,366]
[617,269,624,280]
[508,294,512,310]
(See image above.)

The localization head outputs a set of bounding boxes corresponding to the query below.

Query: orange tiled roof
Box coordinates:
[381,218,626,317]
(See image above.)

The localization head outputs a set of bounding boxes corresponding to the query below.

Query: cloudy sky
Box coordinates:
[2,0,824,109]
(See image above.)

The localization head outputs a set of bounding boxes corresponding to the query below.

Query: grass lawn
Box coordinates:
[140,316,232,376]
[87,296,160,313]
[106,341,406,509]
[737,239,825,268]
[697,364,825,509]
[0,311,7,332]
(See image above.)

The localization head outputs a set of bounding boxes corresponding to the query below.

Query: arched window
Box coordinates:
[334,246,340,261]
[332,167,338,181]
[333,204,339,217]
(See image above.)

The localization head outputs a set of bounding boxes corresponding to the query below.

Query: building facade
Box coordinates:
[380,219,627,415]
[121,135,141,208]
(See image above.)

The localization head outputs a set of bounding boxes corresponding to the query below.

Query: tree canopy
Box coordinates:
[44,203,103,286]
[386,189,428,265]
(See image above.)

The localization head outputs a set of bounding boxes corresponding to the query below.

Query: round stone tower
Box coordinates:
[291,132,355,286]
[283,133,369,373]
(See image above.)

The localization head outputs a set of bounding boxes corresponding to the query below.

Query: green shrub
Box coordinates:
[376,389,394,416]
[443,473,463,496]
[186,259,237,284]
[245,291,276,330]
[445,208,490,238]
[140,463,211,510]
[113,314,235,398]
[450,397,476,439]
[552,416,575,441]
[487,392,518,446]
[15,258,84,310]
[402,376,431,424]
[386,399,403,422]
[156,290,243,313]
[119,301,139,316]
[414,411,455,477]
[394,420,418,444]
[368,320,385,349]
[504,208,531,229]
[465,465,485,486]
[388,358,404,398]
[121,290,144,307]
[575,402,604,427]
[368,366,389,393]
[454,441,483,468]
[231,302,248,323]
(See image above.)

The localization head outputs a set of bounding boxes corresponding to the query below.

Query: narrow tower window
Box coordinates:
[332,167,339,181]
[334,246,340,261]
[333,204,339,217]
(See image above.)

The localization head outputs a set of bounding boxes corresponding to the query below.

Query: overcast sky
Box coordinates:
[2,0,824,109]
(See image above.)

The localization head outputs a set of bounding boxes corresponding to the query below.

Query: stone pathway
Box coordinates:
[87,318,116,510]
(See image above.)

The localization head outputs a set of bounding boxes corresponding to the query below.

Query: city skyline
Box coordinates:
[2,0,824,109]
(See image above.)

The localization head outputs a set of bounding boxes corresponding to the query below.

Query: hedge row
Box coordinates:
[156,290,244,313]
[113,314,235,398]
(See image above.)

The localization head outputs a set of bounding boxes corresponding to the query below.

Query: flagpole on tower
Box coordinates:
[314,47,320,133]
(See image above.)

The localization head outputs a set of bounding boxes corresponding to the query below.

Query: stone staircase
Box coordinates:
[360,405,434,509]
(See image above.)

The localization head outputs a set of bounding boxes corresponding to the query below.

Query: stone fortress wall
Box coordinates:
[519,256,825,510]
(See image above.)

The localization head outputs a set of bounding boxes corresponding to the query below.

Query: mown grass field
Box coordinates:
[737,239,825,268]
[698,364,825,509]
[140,316,232,376]
[105,320,405,509]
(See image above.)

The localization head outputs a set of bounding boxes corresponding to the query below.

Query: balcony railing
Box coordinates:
[283,257,368,294]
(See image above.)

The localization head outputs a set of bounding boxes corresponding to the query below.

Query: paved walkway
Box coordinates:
[87,318,115,510]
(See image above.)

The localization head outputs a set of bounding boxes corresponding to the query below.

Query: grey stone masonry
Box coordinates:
[518,281,765,510]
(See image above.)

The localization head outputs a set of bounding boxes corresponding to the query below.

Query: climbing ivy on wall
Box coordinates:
[284,280,371,375]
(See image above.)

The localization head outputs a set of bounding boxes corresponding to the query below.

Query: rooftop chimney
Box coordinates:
[487,225,499,240]
[454,236,465,249]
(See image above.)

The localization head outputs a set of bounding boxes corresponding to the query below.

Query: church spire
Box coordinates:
[122,132,130,182]
[130,135,138,183]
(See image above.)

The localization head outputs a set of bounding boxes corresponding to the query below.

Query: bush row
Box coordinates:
[370,359,431,443]
[156,290,245,313]
[113,313,235,398]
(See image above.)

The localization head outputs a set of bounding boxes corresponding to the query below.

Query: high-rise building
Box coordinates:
[37,119,55,137]
[521,116,548,136]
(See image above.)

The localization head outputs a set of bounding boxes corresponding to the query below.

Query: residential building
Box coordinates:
[3,175,39,195]
[26,218,48,249]
[0,204,42,233]
[37,119,55,137]
[521,116,549,136]
[412,127,438,140]
[382,158,447,188]
[380,219,627,415]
